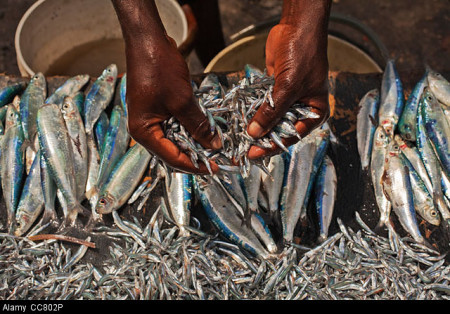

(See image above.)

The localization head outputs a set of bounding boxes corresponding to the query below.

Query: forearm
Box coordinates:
[280,0,332,29]
[111,0,169,47]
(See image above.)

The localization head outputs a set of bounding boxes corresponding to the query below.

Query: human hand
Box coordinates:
[247,0,331,159]
[112,0,221,174]
[125,36,222,174]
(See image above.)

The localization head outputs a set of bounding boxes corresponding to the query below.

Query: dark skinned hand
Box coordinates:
[247,0,331,159]
[112,0,221,174]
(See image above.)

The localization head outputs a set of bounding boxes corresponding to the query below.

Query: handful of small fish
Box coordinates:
[164,65,320,177]
[357,60,450,247]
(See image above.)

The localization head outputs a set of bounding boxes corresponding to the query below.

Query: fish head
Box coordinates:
[427,69,449,89]
[422,87,438,107]
[422,205,441,226]
[387,139,401,157]
[14,212,31,236]
[30,72,46,88]
[380,120,394,139]
[101,64,118,84]
[373,126,389,148]
[60,96,78,117]
[74,74,90,85]
[5,105,21,129]
[95,192,117,215]
[393,134,409,150]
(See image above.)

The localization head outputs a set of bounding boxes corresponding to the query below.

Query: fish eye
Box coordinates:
[393,145,399,150]
[431,211,438,217]
[63,103,70,109]
[99,198,106,205]
[427,96,433,101]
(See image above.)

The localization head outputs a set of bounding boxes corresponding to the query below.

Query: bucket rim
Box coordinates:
[204,33,383,74]
[14,0,188,78]
[15,0,46,77]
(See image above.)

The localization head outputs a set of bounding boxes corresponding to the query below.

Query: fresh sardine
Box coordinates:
[357,89,380,170]
[84,64,117,134]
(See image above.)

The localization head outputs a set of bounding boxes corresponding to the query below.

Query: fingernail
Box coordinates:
[248,121,264,138]
[210,134,222,150]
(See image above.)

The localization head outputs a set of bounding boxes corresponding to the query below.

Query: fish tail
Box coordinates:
[374,217,390,235]
[85,185,99,200]
[61,202,90,230]
[41,205,59,227]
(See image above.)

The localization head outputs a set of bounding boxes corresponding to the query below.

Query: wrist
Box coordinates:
[280,0,332,28]
[112,0,170,45]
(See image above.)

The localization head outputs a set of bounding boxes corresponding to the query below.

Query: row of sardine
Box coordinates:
[0,64,159,237]
[356,59,450,246]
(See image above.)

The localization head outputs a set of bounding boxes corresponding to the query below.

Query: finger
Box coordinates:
[131,120,219,175]
[248,97,329,159]
[247,77,296,139]
[170,92,222,151]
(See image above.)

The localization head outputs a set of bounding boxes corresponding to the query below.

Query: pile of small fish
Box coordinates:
[357,59,450,246]
[1,212,449,300]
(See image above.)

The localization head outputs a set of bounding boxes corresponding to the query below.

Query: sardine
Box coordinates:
[45,74,89,105]
[60,96,88,201]
[427,68,450,107]
[1,105,25,233]
[95,111,109,154]
[260,154,285,217]
[0,82,27,108]
[119,74,127,116]
[400,153,440,226]
[378,59,404,138]
[84,64,117,134]
[165,171,193,237]
[416,98,450,221]
[96,105,129,189]
[14,152,44,236]
[217,175,277,254]
[370,126,391,230]
[39,150,58,226]
[421,87,450,178]
[356,89,380,170]
[95,143,151,215]
[381,140,427,245]
[395,135,433,195]
[37,104,87,227]
[19,72,47,145]
[398,72,428,142]
[193,175,272,259]
[314,155,337,242]
[243,164,262,223]
[279,128,327,243]
[72,91,85,117]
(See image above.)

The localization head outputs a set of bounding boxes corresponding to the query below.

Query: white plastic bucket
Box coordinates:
[15,0,188,77]
[205,32,382,74]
